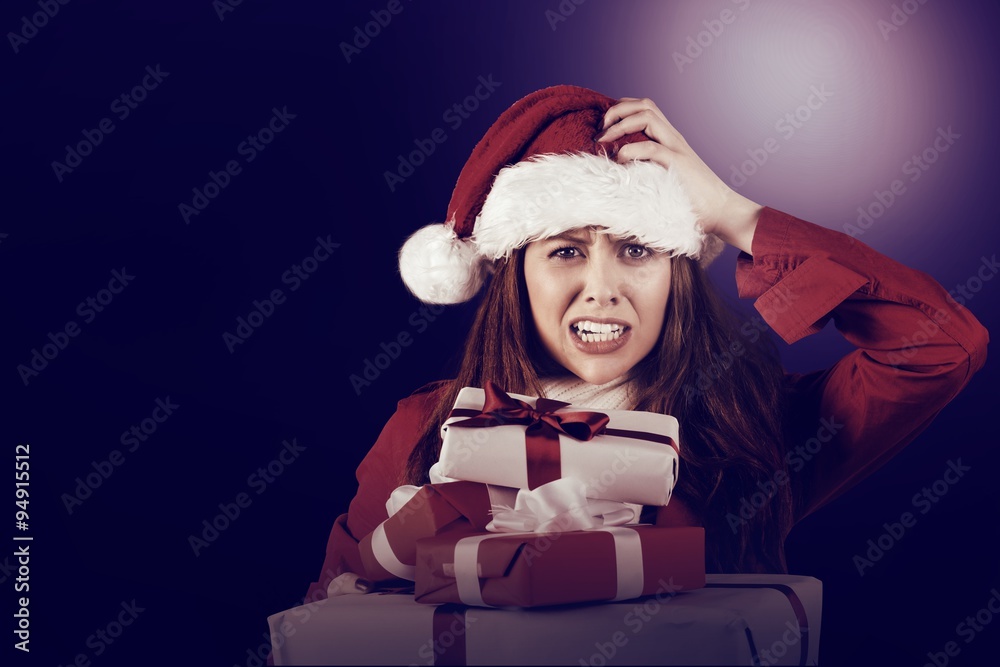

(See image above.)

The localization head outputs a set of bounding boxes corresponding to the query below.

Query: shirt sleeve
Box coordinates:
[301,383,446,603]
[735,207,989,523]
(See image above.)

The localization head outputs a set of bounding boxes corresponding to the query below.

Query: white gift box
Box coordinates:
[435,386,680,507]
[267,574,822,666]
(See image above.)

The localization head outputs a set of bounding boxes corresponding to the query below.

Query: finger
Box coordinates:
[614,140,674,168]
[326,572,373,597]
[598,109,683,149]
[602,97,670,130]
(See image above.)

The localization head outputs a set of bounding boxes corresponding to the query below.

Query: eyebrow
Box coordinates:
[543,230,645,246]
[547,231,594,245]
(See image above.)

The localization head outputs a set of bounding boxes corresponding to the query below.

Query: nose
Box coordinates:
[581,253,621,307]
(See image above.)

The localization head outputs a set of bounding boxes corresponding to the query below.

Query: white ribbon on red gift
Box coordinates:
[449,479,645,606]
[384,482,519,521]
[485,477,639,533]
[370,482,520,583]
[450,525,646,606]
[374,478,640,586]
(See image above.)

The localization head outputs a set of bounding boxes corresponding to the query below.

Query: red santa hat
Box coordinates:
[398,84,723,305]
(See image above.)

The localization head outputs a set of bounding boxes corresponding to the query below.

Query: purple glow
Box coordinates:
[567,0,989,263]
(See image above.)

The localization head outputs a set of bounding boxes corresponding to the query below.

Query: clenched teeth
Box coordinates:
[571,320,625,342]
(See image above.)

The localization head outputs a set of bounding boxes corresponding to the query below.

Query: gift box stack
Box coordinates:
[268,382,823,665]
[359,381,704,608]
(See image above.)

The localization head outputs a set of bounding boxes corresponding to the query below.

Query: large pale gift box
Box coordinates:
[435,382,680,506]
[267,574,822,666]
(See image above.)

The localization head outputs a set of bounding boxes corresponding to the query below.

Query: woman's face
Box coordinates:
[523,228,672,385]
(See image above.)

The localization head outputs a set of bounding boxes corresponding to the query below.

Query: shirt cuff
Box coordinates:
[735,207,868,345]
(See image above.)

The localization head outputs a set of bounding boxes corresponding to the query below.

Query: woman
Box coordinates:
[303,85,988,602]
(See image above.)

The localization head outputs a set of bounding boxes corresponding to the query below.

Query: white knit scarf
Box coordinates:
[538,375,635,410]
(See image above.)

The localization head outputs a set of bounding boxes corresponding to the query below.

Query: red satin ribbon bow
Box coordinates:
[449,381,611,489]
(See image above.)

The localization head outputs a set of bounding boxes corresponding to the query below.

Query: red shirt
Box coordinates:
[301,207,989,603]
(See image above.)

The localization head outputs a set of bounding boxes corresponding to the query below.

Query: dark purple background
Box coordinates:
[3,1,998,665]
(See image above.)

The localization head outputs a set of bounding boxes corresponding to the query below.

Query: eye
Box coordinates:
[549,246,582,259]
[623,244,651,260]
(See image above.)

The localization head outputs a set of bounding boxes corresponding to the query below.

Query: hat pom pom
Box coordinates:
[398,223,486,305]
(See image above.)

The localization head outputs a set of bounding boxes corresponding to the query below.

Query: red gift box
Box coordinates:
[359,481,508,583]
[414,526,705,608]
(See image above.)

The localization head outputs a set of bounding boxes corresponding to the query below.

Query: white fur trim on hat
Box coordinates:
[398,223,487,305]
[473,152,720,264]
